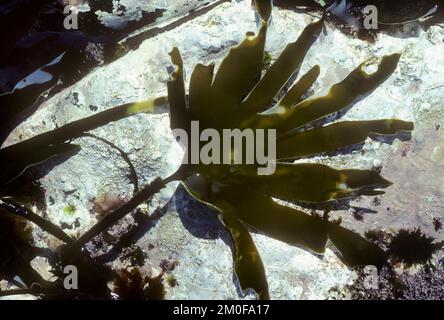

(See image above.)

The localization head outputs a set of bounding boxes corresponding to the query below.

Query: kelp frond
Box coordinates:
[165,1,413,299]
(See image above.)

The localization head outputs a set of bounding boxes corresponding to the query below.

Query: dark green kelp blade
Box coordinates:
[277,119,414,159]
[0,97,165,185]
[179,181,270,299]
[239,163,392,203]
[276,65,320,110]
[216,185,388,269]
[209,26,267,128]
[218,187,330,254]
[167,47,189,133]
[254,0,273,23]
[340,169,392,189]
[188,63,215,126]
[0,143,80,186]
[220,209,269,300]
[240,17,324,117]
[245,53,401,133]
[329,225,388,268]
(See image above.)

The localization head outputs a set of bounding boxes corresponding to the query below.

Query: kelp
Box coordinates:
[232,163,392,203]
[0,97,167,186]
[0,197,149,299]
[0,0,415,300]
[0,96,167,298]
[219,206,270,299]
[163,0,413,299]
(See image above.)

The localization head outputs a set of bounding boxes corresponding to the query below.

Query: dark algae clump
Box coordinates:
[346,227,444,299]
[388,228,443,267]
[113,268,166,300]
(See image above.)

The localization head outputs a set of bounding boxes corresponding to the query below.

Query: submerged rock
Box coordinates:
[3,0,444,299]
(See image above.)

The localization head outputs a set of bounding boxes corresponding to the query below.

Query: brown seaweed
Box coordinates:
[0,0,416,300]
[165,0,413,298]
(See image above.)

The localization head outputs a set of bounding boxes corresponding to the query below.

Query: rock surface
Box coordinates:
[3,0,444,299]
[95,0,220,30]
